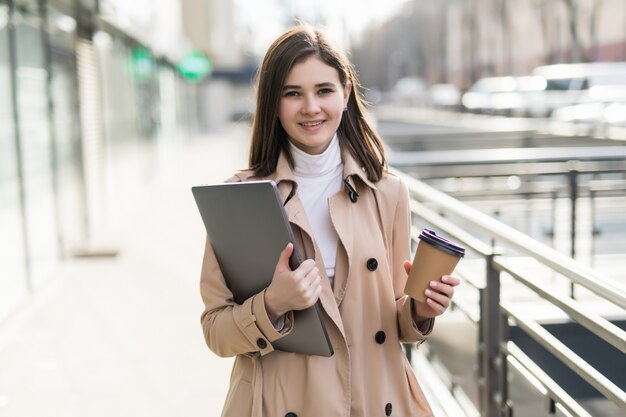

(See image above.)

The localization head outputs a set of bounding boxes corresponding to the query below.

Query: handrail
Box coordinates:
[398,166,625,415]
[393,168,626,309]
[505,342,592,417]
[502,304,626,411]
[390,146,626,166]
[495,256,626,354]
[409,201,494,257]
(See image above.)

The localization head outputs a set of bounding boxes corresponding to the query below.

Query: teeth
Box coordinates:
[301,121,323,127]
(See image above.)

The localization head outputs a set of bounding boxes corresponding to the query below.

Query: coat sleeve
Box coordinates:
[199,236,294,357]
[199,172,294,357]
[391,177,435,343]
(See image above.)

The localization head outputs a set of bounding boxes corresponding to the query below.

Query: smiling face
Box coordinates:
[278,56,351,155]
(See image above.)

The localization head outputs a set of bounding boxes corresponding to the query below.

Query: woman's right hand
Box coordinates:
[264,243,322,323]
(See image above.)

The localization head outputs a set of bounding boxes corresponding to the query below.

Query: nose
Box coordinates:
[301,94,321,115]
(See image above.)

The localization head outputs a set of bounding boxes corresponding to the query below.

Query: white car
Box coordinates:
[462,76,546,116]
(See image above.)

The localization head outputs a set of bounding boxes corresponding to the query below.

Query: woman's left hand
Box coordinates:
[404,260,460,319]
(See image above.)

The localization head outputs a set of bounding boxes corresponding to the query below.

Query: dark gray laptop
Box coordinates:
[192,180,333,357]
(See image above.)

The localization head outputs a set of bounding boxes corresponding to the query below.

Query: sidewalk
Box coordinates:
[0,123,251,417]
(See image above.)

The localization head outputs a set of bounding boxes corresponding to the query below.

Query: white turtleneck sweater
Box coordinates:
[289,134,343,287]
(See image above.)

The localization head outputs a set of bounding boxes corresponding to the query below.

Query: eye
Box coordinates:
[318,88,334,95]
[284,90,300,97]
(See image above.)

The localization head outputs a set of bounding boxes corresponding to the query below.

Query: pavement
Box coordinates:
[0,123,252,417]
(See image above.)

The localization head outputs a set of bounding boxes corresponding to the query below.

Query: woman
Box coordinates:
[199,24,459,417]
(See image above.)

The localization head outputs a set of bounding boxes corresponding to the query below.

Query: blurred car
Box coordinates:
[389,76,428,105]
[603,102,626,125]
[531,61,626,115]
[462,63,626,118]
[428,83,461,109]
[583,71,626,102]
[548,100,626,137]
[462,76,516,114]
[462,76,546,116]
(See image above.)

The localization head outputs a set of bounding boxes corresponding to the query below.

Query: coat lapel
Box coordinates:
[328,191,352,305]
[270,153,345,336]
[330,149,378,306]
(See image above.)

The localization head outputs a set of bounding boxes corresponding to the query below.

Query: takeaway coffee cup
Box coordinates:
[405,228,465,303]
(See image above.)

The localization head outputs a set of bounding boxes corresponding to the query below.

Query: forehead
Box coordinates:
[284,56,342,85]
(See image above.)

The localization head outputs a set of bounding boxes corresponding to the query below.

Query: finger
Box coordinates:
[313,283,322,301]
[441,275,461,286]
[403,260,412,275]
[429,280,455,298]
[303,267,321,287]
[276,243,294,272]
[306,277,322,296]
[290,261,315,283]
[298,259,317,274]
[425,298,446,315]
[292,268,318,297]
[305,284,322,307]
[424,288,451,309]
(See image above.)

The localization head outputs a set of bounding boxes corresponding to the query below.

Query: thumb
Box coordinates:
[276,243,294,272]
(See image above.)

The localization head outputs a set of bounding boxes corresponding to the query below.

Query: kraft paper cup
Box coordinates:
[405,228,465,303]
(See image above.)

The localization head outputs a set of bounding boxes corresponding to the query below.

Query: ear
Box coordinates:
[343,82,352,108]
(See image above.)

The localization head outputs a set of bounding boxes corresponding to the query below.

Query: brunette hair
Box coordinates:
[248,24,387,182]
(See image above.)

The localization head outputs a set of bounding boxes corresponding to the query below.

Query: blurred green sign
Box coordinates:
[177,50,212,83]
[130,47,154,83]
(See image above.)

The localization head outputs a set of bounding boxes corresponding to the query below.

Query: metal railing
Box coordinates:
[394,168,626,417]
[390,145,626,274]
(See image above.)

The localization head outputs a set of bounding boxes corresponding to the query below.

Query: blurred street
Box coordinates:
[0,124,251,417]
[2,1,626,416]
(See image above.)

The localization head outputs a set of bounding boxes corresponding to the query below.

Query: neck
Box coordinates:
[289,134,342,178]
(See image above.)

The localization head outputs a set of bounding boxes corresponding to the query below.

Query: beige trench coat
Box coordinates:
[200,149,435,417]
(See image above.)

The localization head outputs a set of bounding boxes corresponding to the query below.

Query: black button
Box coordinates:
[285,413,297,417]
[375,331,386,344]
[349,190,358,203]
[366,258,378,271]
[385,402,392,416]
[256,338,267,349]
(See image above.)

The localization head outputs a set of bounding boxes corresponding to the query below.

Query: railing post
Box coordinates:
[480,254,502,417]
[567,165,578,298]
[499,311,513,417]
[549,191,557,249]
[590,189,599,268]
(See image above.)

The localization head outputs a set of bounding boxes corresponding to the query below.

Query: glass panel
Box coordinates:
[96,35,138,147]
[48,6,87,256]
[14,4,59,288]
[158,65,178,139]
[0,3,29,320]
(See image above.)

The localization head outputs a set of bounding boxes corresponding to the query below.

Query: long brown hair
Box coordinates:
[248,25,387,182]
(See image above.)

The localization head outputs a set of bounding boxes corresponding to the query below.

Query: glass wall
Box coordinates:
[97,34,139,148]
[47,5,86,257]
[158,65,179,139]
[0,0,190,324]
[0,0,29,319]
[14,0,59,288]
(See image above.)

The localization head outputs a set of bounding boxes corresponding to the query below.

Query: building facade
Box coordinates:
[0,0,243,323]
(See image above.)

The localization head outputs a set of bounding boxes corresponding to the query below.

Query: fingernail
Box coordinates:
[430,281,437,287]
[442,275,449,282]
[425,289,432,296]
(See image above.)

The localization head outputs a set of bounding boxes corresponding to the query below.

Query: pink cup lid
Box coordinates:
[419,228,465,257]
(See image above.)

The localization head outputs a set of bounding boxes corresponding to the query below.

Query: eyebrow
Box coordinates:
[282,82,337,90]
